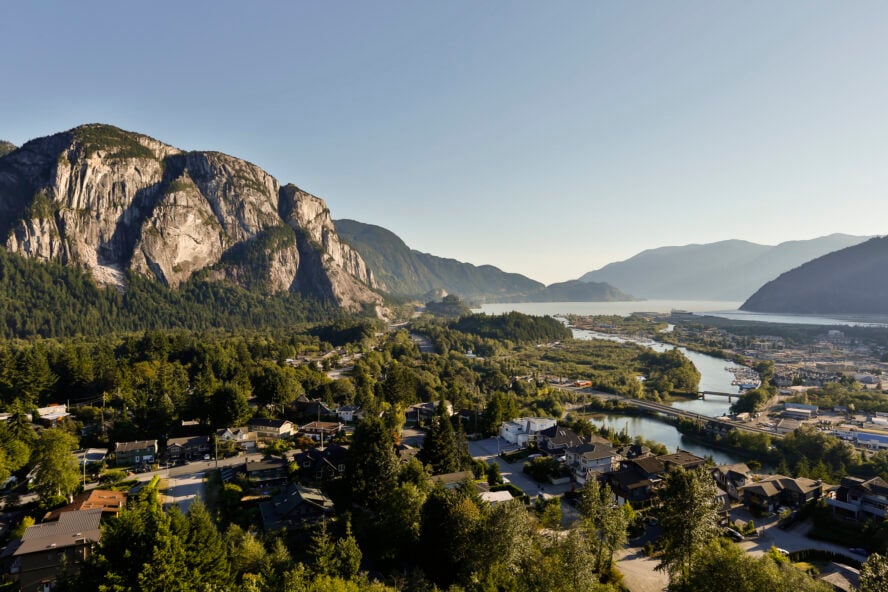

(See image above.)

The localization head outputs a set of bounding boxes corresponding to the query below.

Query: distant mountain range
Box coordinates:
[741,236,888,314]
[335,219,634,303]
[579,234,871,301]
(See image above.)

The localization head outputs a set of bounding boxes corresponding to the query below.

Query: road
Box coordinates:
[163,472,206,512]
[468,438,573,497]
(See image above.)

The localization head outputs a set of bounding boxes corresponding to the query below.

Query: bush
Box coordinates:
[100,469,128,485]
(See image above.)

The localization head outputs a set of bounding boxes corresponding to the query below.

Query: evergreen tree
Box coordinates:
[418,398,461,474]
[184,500,230,586]
[578,479,628,574]
[656,467,721,585]
[346,416,399,511]
[334,518,363,580]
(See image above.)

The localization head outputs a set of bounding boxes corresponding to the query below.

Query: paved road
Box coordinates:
[163,472,205,512]
[468,438,573,497]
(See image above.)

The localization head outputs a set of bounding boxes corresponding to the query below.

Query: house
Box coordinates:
[430,470,475,489]
[293,444,348,483]
[247,418,294,441]
[657,450,706,471]
[245,458,289,485]
[827,476,888,521]
[607,452,707,507]
[565,442,620,485]
[499,417,558,446]
[480,490,514,505]
[259,482,334,531]
[11,508,102,591]
[114,440,157,466]
[614,443,651,460]
[298,421,343,443]
[537,425,585,457]
[217,427,258,450]
[739,474,823,513]
[166,435,210,460]
[406,400,454,425]
[336,405,361,423]
[73,448,108,468]
[45,490,127,521]
[711,463,751,501]
[293,395,335,419]
[34,404,70,427]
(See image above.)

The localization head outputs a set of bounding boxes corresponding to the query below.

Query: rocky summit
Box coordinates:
[0,124,382,314]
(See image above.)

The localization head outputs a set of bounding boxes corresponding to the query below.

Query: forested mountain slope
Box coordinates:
[741,236,888,314]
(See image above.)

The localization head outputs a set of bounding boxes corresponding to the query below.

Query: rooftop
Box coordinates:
[14,509,102,556]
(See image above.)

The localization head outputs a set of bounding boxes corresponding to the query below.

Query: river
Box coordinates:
[474,300,755,462]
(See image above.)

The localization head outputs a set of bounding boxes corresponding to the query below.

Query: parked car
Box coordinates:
[723,528,744,542]
[849,547,868,558]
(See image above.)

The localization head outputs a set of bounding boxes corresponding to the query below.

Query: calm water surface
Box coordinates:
[586,414,745,465]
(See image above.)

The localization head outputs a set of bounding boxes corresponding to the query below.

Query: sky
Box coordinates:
[3,1,888,284]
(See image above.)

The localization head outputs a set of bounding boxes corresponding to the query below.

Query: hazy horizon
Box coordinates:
[4,2,888,283]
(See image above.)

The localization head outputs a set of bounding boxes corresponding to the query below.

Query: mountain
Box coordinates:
[498,280,636,303]
[0,124,382,314]
[335,219,634,303]
[741,236,888,314]
[334,219,545,300]
[579,234,872,300]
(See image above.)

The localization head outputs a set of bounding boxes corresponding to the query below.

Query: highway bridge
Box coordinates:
[556,385,782,439]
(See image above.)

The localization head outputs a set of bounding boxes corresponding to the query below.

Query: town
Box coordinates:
[1,310,886,591]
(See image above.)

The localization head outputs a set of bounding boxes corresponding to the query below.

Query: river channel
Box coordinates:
[476,301,756,464]
[571,328,750,464]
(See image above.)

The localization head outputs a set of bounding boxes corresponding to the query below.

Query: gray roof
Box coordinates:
[115,440,156,453]
[14,509,102,556]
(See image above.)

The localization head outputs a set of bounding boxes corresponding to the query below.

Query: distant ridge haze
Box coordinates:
[742,236,888,314]
[579,234,872,301]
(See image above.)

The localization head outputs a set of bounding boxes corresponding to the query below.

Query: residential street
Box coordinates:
[163,472,205,512]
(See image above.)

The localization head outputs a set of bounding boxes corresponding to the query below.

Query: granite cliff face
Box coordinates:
[0,124,382,313]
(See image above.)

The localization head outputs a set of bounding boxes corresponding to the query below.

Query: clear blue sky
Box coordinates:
[3,2,887,284]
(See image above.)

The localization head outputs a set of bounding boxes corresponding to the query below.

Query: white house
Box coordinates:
[499,417,557,446]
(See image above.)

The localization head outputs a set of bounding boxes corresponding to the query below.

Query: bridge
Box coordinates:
[698,390,742,402]
[557,386,782,439]
[618,398,781,438]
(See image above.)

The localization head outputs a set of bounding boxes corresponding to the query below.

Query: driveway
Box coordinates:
[468,438,573,497]
[616,547,669,592]
[730,506,852,558]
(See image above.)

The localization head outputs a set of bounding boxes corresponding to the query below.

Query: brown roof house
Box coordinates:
[45,490,126,521]
[166,435,210,460]
[11,509,102,591]
[711,463,752,502]
[740,474,823,513]
[298,421,343,443]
